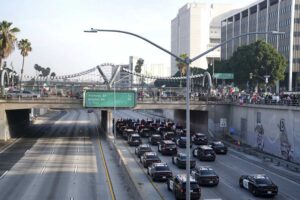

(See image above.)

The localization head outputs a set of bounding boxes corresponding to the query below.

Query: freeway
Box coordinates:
[0,110,135,200]
[115,110,300,200]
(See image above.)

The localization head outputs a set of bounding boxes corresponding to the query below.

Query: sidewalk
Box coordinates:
[107,134,164,200]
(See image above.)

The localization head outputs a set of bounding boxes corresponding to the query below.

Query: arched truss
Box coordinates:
[19,63,212,89]
[0,69,17,87]
[121,67,213,89]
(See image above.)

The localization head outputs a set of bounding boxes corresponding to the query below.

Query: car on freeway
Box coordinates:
[140,127,152,137]
[147,162,172,181]
[158,140,177,155]
[191,166,219,186]
[140,152,161,168]
[167,174,201,200]
[239,174,278,197]
[122,128,135,140]
[127,133,142,146]
[135,144,153,158]
[162,131,176,141]
[192,145,216,161]
[148,134,162,145]
[175,136,193,148]
[209,141,228,154]
[172,153,196,169]
[192,133,208,145]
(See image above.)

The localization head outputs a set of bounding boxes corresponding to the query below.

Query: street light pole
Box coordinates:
[84,28,284,200]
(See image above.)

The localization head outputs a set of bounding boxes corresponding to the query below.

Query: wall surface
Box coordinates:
[229,104,300,163]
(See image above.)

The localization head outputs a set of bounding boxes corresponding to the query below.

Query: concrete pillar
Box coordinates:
[107,110,113,135]
[0,106,10,141]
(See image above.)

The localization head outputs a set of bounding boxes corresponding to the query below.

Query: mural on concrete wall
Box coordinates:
[278,119,293,161]
[255,123,264,151]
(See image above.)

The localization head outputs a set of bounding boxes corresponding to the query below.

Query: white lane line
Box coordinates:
[74,165,78,174]
[0,138,21,154]
[40,166,46,174]
[0,170,8,179]
[70,197,74,200]
[77,147,79,153]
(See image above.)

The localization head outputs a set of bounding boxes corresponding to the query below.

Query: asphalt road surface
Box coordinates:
[116,110,300,200]
[0,110,135,200]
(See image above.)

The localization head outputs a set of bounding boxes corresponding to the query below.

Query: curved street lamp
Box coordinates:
[84,28,284,200]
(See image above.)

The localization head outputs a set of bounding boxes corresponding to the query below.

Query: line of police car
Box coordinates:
[116,118,278,199]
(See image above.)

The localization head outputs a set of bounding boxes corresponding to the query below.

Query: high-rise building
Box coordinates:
[171,3,236,76]
[221,0,300,91]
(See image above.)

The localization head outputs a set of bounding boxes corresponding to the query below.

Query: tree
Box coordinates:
[18,39,32,89]
[228,40,286,89]
[176,53,188,88]
[135,58,144,73]
[50,72,56,80]
[0,21,20,68]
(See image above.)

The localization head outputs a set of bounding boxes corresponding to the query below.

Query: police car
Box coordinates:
[167,174,201,200]
[239,174,278,197]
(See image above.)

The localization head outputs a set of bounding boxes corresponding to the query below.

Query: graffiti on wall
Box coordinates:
[278,119,293,161]
[255,123,264,151]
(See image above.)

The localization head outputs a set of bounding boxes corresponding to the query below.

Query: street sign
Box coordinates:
[220,118,227,128]
[213,73,234,79]
[83,90,136,108]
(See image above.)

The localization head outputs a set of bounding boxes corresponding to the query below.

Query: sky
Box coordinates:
[0,0,252,77]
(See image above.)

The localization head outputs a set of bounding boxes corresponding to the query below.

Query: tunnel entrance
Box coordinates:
[174,110,208,133]
[6,109,31,138]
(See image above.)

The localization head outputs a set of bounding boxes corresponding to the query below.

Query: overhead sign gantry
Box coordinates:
[83,90,136,108]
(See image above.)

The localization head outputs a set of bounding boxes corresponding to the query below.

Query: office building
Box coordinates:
[171,3,236,76]
[221,0,300,91]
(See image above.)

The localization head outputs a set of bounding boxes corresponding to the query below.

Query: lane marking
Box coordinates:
[95,125,116,200]
[0,138,21,154]
[40,166,46,174]
[74,165,78,174]
[0,170,8,179]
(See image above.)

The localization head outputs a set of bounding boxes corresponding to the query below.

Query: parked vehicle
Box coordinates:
[147,162,172,181]
[209,141,227,154]
[158,140,177,155]
[162,131,176,141]
[167,174,201,200]
[172,153,196,169]
[148,134,162,145]
[191,166,219,186]
[122,128,135,140]
[140,128,152,137]
[192,133,208,145]
[128,133,142,146]
[140,152,161,168]
[192,145,216,161]
[135,144,152,158]
[176,136,193,148]
[239,174,278,197]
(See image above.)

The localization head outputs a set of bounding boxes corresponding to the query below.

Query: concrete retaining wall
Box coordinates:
[229,104,300,164]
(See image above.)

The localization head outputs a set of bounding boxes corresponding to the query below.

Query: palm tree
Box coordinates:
[0,21,20,68]
[18,39,32,89]
[176,53,188,88]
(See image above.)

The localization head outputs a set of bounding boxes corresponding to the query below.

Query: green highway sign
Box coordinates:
[213,73,234,79]
[83,90,136,108]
